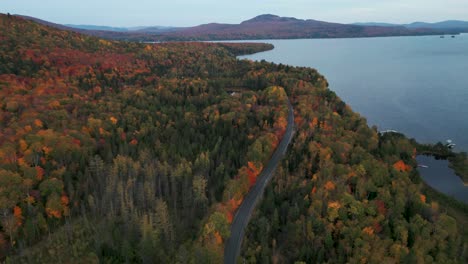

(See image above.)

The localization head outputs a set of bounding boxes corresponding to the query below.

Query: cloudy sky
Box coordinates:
[2,0,467,27]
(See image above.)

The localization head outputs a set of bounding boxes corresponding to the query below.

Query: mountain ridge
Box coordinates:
[65,24,178,33]
[354,20,468,32]
[16,14,464,41]
[154,14,440,41]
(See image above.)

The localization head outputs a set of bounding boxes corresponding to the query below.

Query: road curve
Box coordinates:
[224,98,295,264]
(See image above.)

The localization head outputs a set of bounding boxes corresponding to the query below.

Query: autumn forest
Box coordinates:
[0,13,467,263]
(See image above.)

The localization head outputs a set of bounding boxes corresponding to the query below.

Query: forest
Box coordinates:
[0,13,466,263]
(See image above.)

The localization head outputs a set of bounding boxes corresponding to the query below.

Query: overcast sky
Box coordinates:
[2,0,467,27]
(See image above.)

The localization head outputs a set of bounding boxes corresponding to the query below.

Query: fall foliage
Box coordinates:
[0,13,466,264]
[0,14,288,262]
[393,160,412,172]
[239,65,466,263]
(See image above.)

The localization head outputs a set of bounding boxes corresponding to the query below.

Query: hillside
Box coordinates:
[155,14,441,41]
[16,15,181,40]
[20,14,444,42]
[1,13,466,263]
[354,20,468,33]
[0,13,279,262]
[64,25,132,32]
[407,21,468,33]
[64,24,179,33]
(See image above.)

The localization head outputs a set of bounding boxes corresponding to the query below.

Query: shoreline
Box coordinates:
[417,154,468,205]
[237,44,468,186]
[416,143,468,185]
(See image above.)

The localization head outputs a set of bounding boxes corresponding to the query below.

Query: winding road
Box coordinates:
[224,98,295,264]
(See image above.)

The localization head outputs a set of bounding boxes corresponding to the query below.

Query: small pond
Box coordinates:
[416,155,468,203]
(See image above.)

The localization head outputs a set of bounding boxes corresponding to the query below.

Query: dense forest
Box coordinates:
[0,13,466,263]
[0,14,281,262]
[241,127,468,262]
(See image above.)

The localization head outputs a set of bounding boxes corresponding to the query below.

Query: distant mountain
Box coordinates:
[135,26,181,33]
[65,24,131,32]
[19,14,450,42]
[406,20,468,31]
[153,14,441,41]
[241,14,301,24]
[353,22,399,27]
[17,15,180,39]
[65,24,178,33]
[354,20,468,32]
[17,15,75,31]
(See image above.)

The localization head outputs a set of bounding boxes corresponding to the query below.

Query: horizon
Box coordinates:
[2,0,468,27]
[11,13,468,29]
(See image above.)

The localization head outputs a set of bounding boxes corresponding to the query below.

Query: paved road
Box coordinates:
[224,98,295,264]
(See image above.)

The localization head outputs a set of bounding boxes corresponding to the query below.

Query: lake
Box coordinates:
[416,155,468,203]
[238,34,468,151]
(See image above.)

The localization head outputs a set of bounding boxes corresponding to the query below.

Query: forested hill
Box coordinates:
[0,14,278,262]
[153,14,442,41]
[19,14,444,42]
[0,13,466,263]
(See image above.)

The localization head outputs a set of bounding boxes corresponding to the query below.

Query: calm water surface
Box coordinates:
[239,34,468,151]
[416,155,468,203]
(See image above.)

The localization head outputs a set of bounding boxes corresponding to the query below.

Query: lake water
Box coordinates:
[416,155,468,203]
[238,34,468,151]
